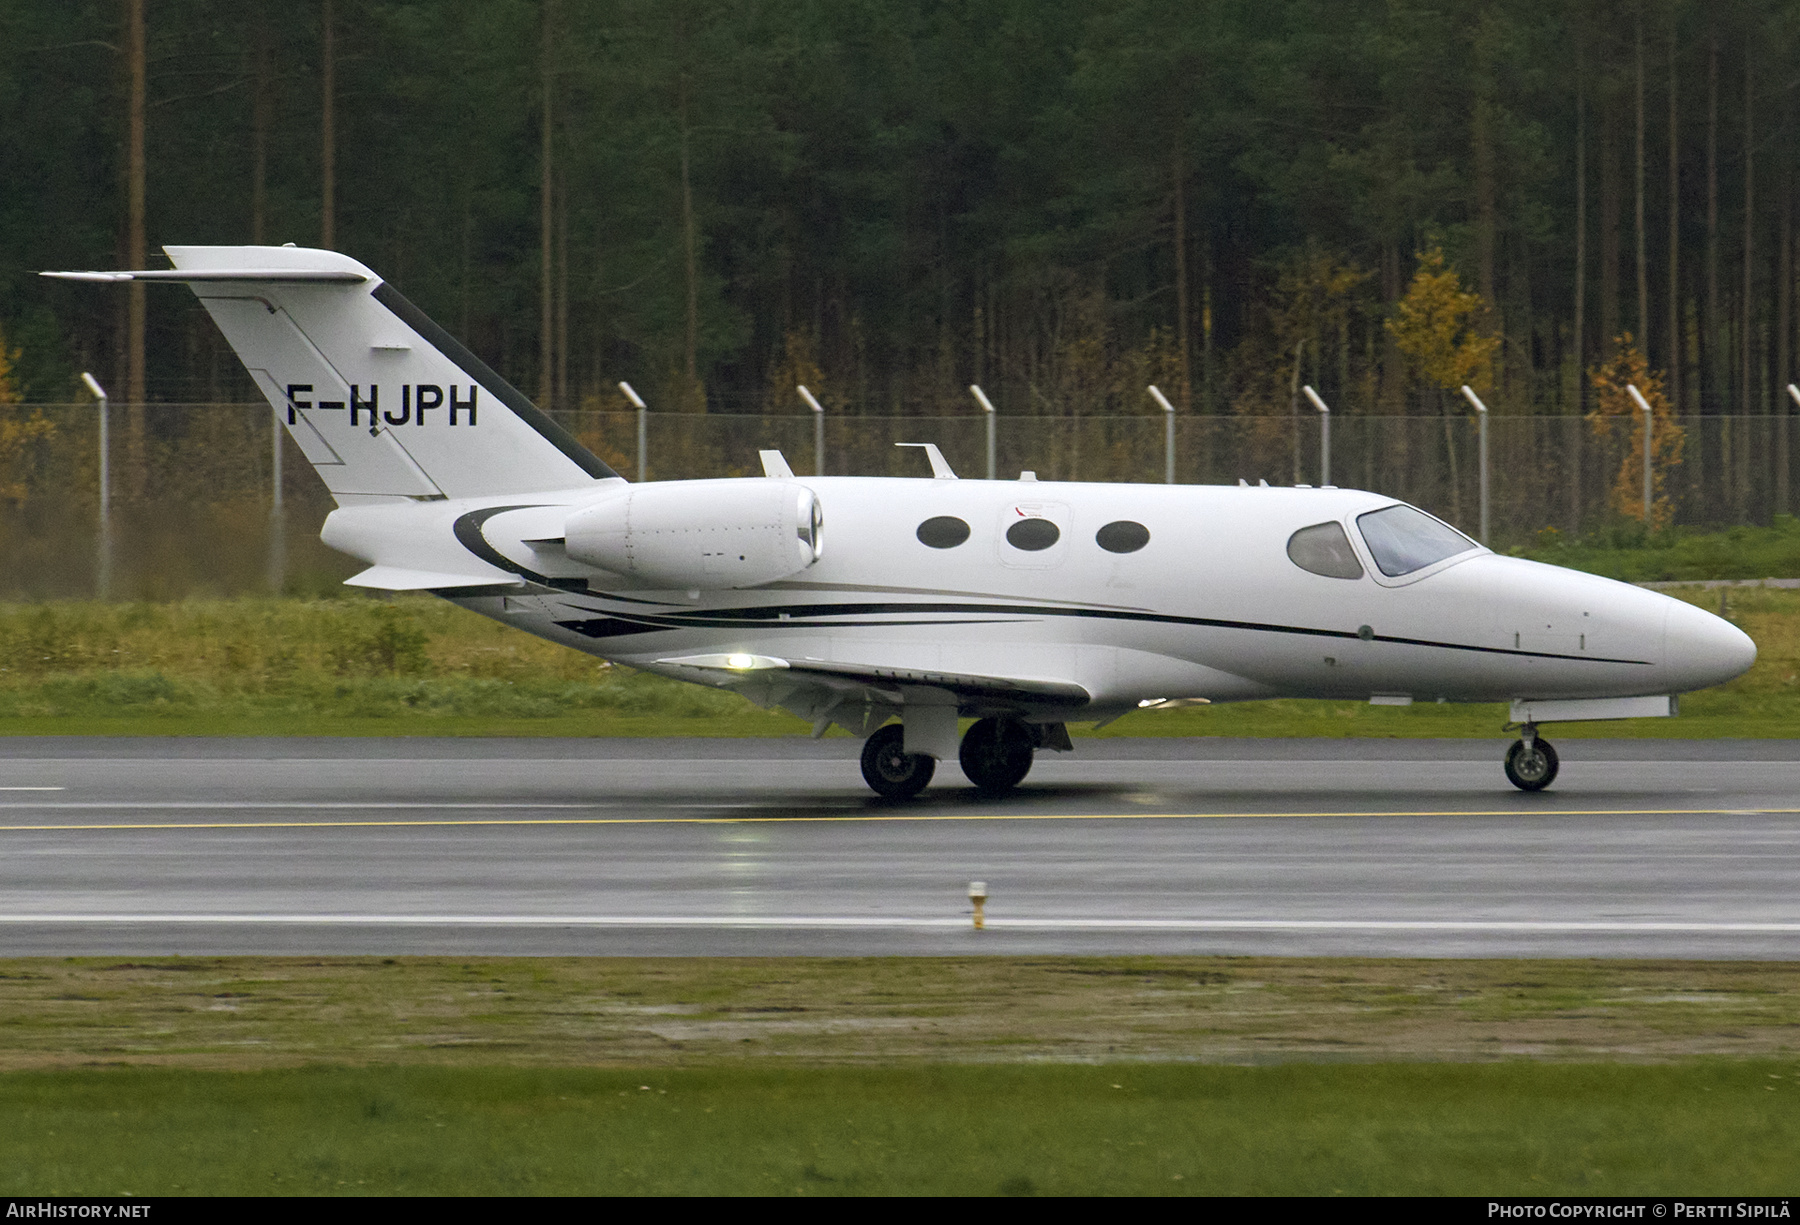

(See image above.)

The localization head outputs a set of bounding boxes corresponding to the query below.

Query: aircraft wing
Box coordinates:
[654,652,1091,708]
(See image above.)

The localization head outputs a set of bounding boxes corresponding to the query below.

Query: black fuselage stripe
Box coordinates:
[533,595,1652,666]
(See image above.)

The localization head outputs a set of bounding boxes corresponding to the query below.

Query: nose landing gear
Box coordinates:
[1504,723,1559,791]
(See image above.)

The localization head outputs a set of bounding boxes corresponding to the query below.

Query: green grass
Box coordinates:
[4,1062,1797,1195]
[4,953,1798,1195]
[1516,515,1800,582]
[11,956,1800,1069]
[0,560,1784,738]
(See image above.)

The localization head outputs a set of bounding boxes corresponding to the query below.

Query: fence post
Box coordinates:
[619,381,647,480]
[970,385,996,480]
[268,401,285,592]
[1787,385,1800,519]
[1147,385,1176,483]
[1302,385,1331,487]
[81,373,110,599]
[1459,385,1490,545]
[1626,384,1654,526]
[797,385,825,476]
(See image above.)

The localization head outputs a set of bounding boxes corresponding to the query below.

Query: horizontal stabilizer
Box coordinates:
[43,269,367,283]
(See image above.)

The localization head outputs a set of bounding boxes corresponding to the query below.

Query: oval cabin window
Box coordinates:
[1095,520,1150,554]
[1005,517,1061,551]
[916,516,972,549]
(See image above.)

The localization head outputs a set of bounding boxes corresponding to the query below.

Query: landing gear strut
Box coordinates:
[959,716,1036,795]
[1504,723,1559,791]
[860,724,935,799]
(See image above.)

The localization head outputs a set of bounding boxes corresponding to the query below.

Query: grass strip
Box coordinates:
[0,583,1784,738]
[5,956,1800,1070]
[5,1061,1799,1196]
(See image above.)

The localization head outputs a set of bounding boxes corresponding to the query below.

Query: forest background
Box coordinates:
[3,0,1800,595]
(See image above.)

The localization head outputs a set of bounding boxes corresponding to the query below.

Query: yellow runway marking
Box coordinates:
[1,806,1799,832]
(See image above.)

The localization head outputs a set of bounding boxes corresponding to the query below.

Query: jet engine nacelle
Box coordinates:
[562,479,823,589]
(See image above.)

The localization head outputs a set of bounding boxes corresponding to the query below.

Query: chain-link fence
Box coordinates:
[1,402,1793,599]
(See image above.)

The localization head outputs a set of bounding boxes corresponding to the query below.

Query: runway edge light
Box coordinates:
[969,880,988,930]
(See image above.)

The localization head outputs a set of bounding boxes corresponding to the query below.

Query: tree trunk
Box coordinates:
[320,0,335,249]
[556,175,569,410]
[1574,45,1586,398]
[1172,132,1190,409]
[252,0,270,245]
[1742,29,1754,419]
[1635,6,1649,356]
[1706,33,1719,412]
[1201,244,1214,413]
[1289,341,1302,486]
[125,0,146,500]
[1473,50,1497,304]
[679,68,700,409]
[1600,81,1621,355]
[1666,0,1680,412]
[539,0,555,408]
[1572,38,1587,533]
[1779,169,1791,516]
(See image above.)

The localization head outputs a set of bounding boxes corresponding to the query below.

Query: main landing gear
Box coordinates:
[958,716,1037,796]
[1504,723,1559,792]
[858,715,1044,799]
[860,724,936,799]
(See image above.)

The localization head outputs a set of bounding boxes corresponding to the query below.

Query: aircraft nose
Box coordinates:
[1662,596,1757,691]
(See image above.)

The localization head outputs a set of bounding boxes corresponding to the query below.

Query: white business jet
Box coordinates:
[47,246,1756,797]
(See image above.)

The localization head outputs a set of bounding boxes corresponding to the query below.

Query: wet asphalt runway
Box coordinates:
[0,736,1797,958]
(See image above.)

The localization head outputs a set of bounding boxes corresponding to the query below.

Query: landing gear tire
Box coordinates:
[1504,737,1559,791]
[959,716,1036,796]
[860,724,935,799]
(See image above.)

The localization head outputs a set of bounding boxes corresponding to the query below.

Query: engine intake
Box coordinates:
[563,479,822,589]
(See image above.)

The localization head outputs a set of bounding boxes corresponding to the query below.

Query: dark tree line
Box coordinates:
[4,0,1800,432]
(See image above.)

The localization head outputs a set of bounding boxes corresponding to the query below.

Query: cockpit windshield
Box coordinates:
[1355,504,1479,577]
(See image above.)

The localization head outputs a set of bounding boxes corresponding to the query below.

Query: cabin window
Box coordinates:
[1286,522,1364,579]
[1005,517,1061,551]
[916,516,971,548]
[1355,504,1477,577]
[1095,520,1150,554]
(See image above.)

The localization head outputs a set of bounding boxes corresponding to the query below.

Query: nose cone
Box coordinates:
[1662,596,1757,691]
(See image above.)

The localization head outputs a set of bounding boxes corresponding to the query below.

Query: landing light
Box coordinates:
[726,653,756,670]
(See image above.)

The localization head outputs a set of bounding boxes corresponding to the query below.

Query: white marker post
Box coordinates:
[797,385,825,476]
[80,373,111,598]
[1303,385,1331,489]
[1147,385,1176,484]
[619,381,647,480]
[970,384,997,480]
[1459,385,1490,545]
[1626,384,1654,526]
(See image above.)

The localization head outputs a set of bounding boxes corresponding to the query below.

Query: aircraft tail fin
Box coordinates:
[50,245,619,501]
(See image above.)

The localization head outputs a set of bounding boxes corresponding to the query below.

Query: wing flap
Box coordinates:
[654,652,1090,708]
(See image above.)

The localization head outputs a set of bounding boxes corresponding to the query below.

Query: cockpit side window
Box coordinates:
[1355,504,1478,577]
[1286,521,1365,579]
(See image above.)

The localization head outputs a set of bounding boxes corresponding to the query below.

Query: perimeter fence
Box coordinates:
[0,402,1792,599]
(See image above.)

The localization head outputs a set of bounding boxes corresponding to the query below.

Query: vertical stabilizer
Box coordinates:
[161,245,619,500]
